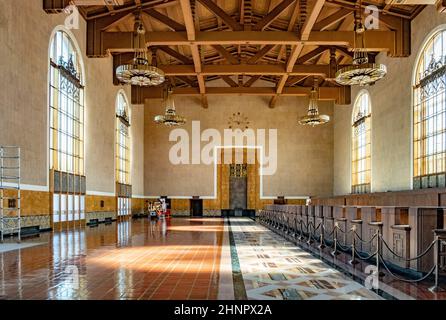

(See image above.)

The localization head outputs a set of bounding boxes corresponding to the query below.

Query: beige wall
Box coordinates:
[334,5,446,195]
[0,0,144,196]
[4,1,443,202]
[144,83,334,199]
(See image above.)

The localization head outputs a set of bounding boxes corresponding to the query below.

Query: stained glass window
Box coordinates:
[116,92,131,216]
[116,92,130,185]
[352,91,371,194]
[49,30,84,175]
[49,30,85,226]
[413,28,446,189]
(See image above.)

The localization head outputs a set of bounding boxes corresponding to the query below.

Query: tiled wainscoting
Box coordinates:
[0,189,148,235]
[171,210,190,216]
[0,215,51,235]
[204,210,221,216]
[85,211,117,224]
[170,210,222,217]
[1,212,120,236]
[22,215,51,230]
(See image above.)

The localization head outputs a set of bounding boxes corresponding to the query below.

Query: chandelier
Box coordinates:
[154,87,186,127]
[335,2,386,86]
[298,78,330,126]
[116,13,165,87]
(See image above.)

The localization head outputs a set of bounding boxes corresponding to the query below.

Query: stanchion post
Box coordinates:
[349,225,358,265]
[285,216,289,235]
[331,222,339,256]
[375,229,385,277]
[298,221,303,241]
[429,229,446,292]
[307,222,313,245]
[281,213,285,234]
[293,216,297,238]
[319,224,325,249]
[284,214,287,234]
[282,213,286,235]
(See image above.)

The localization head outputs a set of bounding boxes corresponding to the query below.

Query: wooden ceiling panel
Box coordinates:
[43,0,426,106]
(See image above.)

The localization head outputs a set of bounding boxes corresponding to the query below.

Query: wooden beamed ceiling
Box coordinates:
[43,0,424,107]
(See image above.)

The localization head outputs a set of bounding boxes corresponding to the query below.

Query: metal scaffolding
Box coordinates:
[0,146,21,242]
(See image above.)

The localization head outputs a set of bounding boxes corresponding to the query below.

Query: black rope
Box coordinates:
[309,233,320,242]
[354,247,378,260]
[353,230,377,244]
[336,241,350,251]
[380,234,436,262]
[336,226,348,234]
[379,253,436,283]
[322,225,335,238]
[260,212,442,286]
[323,237,335,248]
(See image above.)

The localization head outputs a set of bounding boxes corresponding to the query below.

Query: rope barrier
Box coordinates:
[378,253,436,283]
[336,226,348,234]
[306,232,319,242]
[322,225,335,238]
[353,230,377,244]
[380,234,436,262]
[322,237,335,248]
[259,210,444,287]
[336,240,350,251]
[354,247,378,261]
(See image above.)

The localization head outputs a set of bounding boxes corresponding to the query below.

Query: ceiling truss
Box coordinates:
[43,0,424,107]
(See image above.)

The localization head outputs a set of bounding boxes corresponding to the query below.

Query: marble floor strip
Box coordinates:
[229,217,381,300]
[217,218,234,299]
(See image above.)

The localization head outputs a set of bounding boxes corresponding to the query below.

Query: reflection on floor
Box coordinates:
[0,242,46,253]
[0,218,224,300]
[0,217,382,300]
[229,218,381,300]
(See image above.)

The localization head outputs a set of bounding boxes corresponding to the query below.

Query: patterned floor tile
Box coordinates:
[229,217,381,300]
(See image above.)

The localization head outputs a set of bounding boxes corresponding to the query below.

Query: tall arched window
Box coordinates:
[413,27,446,189]
[352,91,371,194]
[49,28,85,227]
[116,92,131,217]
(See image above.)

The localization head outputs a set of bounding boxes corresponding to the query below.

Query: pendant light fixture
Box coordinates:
[116,12,165,87]
[298,78,330,126]
[154,86,186,127]
[335,0,387,86]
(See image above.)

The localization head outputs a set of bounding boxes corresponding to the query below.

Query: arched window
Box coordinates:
[49,28,85,226]
[49,29,84,174]
[116,92,131,217]
[352,91,371,194]
[413,27,446,189]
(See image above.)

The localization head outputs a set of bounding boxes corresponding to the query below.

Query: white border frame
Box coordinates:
[201,145,308,200]
[156,145,310,200]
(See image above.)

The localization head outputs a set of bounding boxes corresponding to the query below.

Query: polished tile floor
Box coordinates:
[0,217,383,300]
[0,218,224,300]
[229,218,381,300]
